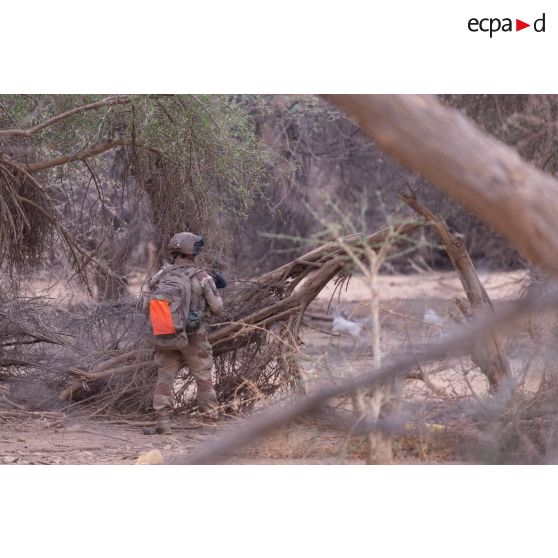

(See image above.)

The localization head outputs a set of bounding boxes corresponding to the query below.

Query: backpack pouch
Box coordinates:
[149,299,176,335]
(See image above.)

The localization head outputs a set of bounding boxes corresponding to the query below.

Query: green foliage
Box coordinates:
[0,94,271,276]
[139,95,267,216]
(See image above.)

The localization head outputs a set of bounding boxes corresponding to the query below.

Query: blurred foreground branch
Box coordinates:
[174,290,558,464]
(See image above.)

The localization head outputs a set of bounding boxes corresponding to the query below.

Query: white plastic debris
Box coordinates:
[332,312,363,338]
[423,308,447,339]
[424,308,444,328]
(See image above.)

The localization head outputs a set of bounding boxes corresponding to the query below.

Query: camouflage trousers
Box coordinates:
[152,328,218,414]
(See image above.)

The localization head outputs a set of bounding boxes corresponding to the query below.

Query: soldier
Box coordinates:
[144,232,224,435]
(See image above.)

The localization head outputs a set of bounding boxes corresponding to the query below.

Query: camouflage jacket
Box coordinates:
[143,258,223,319]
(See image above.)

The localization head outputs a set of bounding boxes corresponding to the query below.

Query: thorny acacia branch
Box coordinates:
[24,139,128,172]
[0,96,131,138]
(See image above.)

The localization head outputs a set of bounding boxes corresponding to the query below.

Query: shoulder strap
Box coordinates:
[150,264,199,288]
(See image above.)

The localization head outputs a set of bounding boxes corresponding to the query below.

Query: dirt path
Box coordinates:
[0,415,373,464]
[0,416,216,465]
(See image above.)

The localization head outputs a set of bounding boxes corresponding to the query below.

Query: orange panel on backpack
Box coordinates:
[149,299,176,335]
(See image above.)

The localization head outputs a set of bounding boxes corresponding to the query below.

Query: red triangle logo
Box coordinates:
[516,19,530,31]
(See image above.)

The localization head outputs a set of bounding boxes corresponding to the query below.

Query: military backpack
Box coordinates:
[145,264,202,349]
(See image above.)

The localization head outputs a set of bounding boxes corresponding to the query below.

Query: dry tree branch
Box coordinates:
[400,192,512,390]
[24,139,128,172]
[0,96,131,138]
[3,161,127,290]
[174,290,558,464]
[257,222,420,284]
[3,155,136,290]
[58,349,154,401]
[59,362,153,401]
[209,223,419,352]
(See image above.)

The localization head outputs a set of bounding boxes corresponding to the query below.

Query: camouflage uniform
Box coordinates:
[145,232,224,433]
[152,266,223,414]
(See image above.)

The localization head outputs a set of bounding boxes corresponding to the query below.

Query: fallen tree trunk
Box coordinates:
[401,192,511,391]
[209,222,419,352]
[256,224,417,285]
[60,362,153,401]
[324,95,558,275]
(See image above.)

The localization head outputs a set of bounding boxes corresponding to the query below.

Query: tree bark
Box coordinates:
[323,95,558,275]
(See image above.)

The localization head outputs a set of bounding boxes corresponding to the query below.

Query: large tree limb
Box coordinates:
[323,95,558,274]
[257,222,419,285]
[209,223,419,354]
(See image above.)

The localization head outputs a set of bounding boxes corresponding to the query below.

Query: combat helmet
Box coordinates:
[168,232,204,256]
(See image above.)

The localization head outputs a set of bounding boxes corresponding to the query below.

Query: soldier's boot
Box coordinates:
[143,411,172,435]
[195,377,219,422]
[198,398,220,423]
[155,411,172,434]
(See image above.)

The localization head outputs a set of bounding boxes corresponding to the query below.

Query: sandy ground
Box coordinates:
[316,269,527,302]
[1,269,546,465]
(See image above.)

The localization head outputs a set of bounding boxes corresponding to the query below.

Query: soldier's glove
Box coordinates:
[210,270,227,289]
